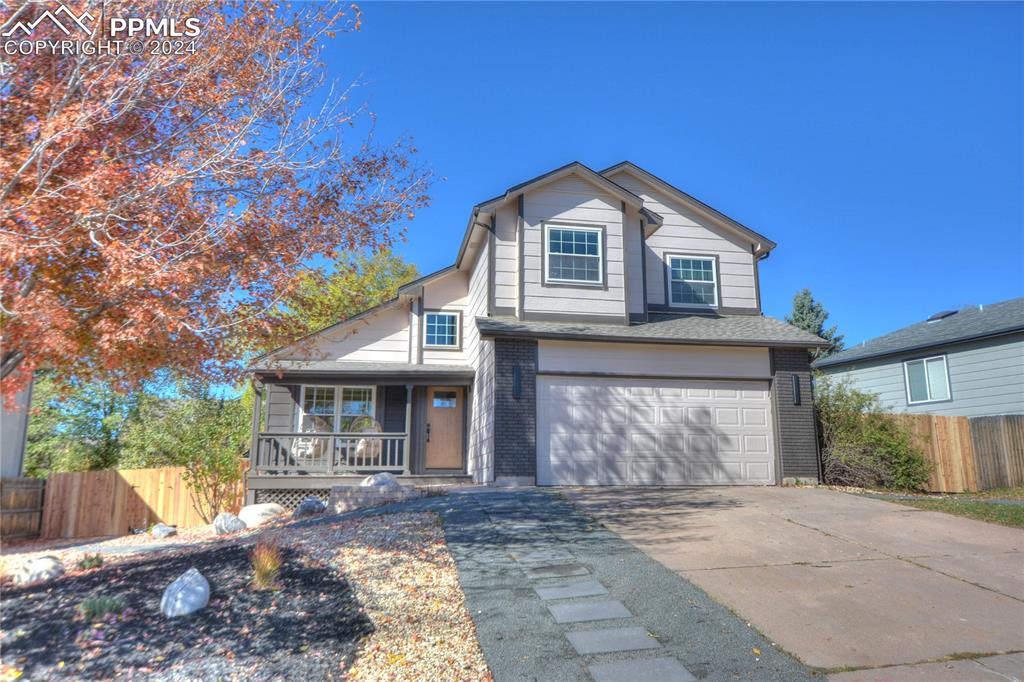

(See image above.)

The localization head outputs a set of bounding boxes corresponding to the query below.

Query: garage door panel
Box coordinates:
[537,376,776,486]
[743,434,769,454]
[742,408,768,426]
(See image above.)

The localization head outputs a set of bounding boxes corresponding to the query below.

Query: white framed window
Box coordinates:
[544,224,603,284]
[297,385,376,432]
[903,356,951,404]
[424,311,460,348]
[667,255,718,307]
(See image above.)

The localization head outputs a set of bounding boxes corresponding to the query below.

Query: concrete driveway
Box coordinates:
[566,487,1024,680]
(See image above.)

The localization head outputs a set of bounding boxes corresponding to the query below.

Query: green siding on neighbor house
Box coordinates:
[821,332,1024,418]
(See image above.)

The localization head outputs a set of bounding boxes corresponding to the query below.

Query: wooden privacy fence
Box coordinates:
[892,414,1024,493]
[970,415,1024,490]
[1,478,45,540]
[40,466,245,540]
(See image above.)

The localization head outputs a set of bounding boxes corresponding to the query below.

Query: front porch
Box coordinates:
[247,363,475,501]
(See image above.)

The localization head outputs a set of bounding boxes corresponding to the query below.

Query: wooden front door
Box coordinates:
[424,386,464,470]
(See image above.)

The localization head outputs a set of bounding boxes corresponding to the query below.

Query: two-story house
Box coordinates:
[247,161,827,505]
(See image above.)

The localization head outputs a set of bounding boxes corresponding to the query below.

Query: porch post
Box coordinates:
[246,379,262,505]
[404,384,413,475]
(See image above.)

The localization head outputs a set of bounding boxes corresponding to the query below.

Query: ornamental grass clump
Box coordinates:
[251,541,283,590]
[77,553,104,570]
[78,595,125,622]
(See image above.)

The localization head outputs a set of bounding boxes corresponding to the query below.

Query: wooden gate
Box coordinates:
[0,478,45,540]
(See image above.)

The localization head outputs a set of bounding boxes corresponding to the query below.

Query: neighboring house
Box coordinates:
[248,161,826,503]
[0,376,32,478]
[813,298,1024,417]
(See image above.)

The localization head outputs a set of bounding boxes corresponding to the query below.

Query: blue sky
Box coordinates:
[326,1,1022,346]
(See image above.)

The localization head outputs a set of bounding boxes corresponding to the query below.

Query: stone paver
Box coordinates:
[534,580,608,600]
[525,563,590,579]
[566,626,661,655]
[508,547,575,564]
[588,657,698,682]
[547,599,632,623]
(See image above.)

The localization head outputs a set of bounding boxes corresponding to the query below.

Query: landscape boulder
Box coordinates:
[150,523,178,539]
[160,567,210,618]
[237,503,285,528]
[213,512,247,535]
[293,496,327,518]
[13,556,64,586]
[361,472,402,490]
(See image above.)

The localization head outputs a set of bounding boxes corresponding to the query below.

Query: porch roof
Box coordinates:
[251,360,475,382]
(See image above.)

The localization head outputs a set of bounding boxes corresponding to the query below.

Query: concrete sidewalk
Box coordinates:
[567,487,1024,680]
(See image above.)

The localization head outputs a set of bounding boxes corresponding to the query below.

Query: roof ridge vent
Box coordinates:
[926,309,958,322]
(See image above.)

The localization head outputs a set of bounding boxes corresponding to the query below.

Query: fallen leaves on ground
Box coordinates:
[284,513,491,682]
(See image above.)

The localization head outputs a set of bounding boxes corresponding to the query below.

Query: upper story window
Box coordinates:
[668,255,718,307]
[424,311,460,348]
[904,355,951,404]
[298,385,376,432]
[545,225,603,284]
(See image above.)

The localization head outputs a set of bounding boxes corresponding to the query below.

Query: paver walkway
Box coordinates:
[435,489,813,682]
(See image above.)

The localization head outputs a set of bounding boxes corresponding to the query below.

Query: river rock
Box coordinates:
[160,567,209,618]
[13,556,64,586]
[213,512,247,535]
[237,503,285,528]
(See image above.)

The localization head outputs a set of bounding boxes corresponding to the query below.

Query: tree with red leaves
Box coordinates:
[0,1,431,402]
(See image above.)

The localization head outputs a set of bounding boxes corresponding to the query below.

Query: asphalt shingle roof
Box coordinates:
[251,360,474,375]
[475,313,827,348]
[814,297,1024,369]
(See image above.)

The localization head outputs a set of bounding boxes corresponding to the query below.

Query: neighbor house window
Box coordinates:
[297,385,375,432]
[424,312,459,348]
[668,256,718,307]
[545,225,603,284]
[903,356,950,404]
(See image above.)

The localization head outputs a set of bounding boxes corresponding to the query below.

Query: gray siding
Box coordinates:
[263,383,408,433]
[822,333,1024,418]
[265,384,299,432]
[608,170,759,311]
[771,348,820,481]
[466,237,495,482]
[0,377,32,478]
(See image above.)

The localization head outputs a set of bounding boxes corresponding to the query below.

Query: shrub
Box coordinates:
[78,595,125,621]
[251,541,282,590]
[815,374,931,490]
[77,553,104,570]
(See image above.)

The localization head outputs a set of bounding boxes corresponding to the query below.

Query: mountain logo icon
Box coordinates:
[2,2,95,37]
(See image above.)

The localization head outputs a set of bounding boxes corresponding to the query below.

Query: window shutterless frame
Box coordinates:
[422,310,462,350]
[542,223,605,286]
[902,355,952,405]
[296,384,376,432]
[665,254,719,308]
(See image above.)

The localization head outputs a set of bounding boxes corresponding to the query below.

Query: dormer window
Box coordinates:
[544,225,603,285]
[667,255,718,308]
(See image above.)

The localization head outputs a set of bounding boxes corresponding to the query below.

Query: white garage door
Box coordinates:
[536,376,776,485]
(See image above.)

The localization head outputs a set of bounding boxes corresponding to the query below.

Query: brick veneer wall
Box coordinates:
[771,348,821,481]
[493,337,537,481]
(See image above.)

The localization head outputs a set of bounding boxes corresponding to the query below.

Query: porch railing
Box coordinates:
[254,432,409,475]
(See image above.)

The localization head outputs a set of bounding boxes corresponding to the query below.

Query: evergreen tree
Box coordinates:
[786,289,845,359]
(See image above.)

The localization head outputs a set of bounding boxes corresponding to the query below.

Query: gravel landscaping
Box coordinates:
[1,511,490,681]
[1,543,371,680]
